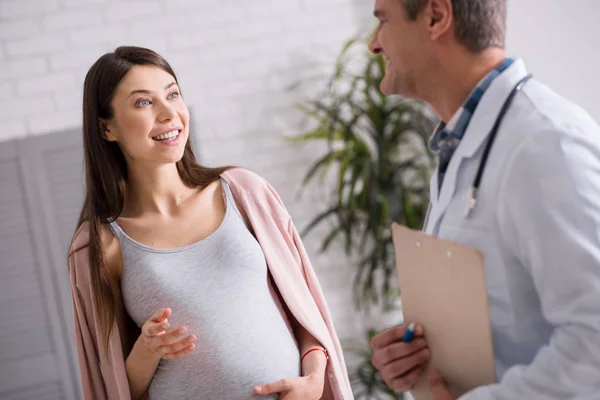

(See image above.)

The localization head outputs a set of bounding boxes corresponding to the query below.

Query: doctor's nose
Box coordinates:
[369,33,382,55]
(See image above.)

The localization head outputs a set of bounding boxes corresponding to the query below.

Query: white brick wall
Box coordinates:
[0,0,377,380]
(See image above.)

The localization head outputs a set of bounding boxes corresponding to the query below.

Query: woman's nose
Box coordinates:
[157,102,177,121]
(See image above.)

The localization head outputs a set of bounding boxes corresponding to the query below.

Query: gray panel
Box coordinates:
[0,140,17,159]
[0,131,83,399]
[43,145,85,258]
[2,381,64,400]
[0,151,59,394]
[17,130,84,400]
[24,129,85,260]
[0,354,63,399]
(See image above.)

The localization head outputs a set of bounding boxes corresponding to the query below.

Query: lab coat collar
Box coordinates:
[454,58,529,158]
[426,58,529,234]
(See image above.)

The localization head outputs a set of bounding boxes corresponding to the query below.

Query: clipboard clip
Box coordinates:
[416,240,452,258]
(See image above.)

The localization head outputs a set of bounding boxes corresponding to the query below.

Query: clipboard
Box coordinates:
[391,223,496,399]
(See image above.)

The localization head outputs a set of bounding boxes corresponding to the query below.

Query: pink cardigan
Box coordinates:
[68,168,354,399]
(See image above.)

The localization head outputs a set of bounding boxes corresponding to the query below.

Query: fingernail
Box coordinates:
[188,335,196,342]
[179,327,187,334]
[254,386,262,392]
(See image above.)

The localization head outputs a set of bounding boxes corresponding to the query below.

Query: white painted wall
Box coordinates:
[506,0,600,121]
[0,0,599,390]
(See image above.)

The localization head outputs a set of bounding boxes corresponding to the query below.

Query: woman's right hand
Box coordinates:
[140,308,196,360]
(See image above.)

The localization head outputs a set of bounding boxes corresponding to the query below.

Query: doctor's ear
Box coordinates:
[424,0,453,40]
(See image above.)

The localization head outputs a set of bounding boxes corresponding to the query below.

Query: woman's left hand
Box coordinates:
[253,372,325,400]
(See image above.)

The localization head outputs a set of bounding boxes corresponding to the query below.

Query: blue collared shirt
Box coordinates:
[430,58,515,190]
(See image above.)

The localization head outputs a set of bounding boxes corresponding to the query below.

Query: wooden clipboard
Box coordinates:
[391,223,496,399]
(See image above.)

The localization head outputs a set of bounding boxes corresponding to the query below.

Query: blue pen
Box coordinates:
[402,322,416,342]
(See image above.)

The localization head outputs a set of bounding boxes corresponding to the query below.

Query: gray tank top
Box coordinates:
[109,179,301,399]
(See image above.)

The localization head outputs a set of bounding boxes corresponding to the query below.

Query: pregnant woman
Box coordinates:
[68,46,352,400]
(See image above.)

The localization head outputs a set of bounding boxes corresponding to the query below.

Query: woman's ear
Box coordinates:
[99,119,117,142]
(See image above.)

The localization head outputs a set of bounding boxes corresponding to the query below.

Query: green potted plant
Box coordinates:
[288,35,438,399]
[290,35,437,309]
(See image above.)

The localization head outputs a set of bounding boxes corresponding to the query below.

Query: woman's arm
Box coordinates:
[115,298,158,400]
[124,307,196,400]
[293,321,328,380]
[125,338,162,400]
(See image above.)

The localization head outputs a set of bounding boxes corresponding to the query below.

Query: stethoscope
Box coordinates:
[422,73,533,230]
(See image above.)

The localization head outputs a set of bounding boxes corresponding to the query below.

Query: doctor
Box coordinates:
[368,0,600,399]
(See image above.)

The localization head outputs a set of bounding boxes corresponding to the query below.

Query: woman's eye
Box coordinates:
[167,91,180,100]
[136,99,151,107]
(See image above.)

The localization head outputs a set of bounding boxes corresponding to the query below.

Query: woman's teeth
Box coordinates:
[153,130,179,141]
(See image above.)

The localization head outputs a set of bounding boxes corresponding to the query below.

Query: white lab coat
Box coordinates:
[424,59,600,399]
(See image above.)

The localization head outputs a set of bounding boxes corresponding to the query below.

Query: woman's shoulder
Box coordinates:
[69,221,119,254]
[221,167,267,187]
[68,221,122,280]
[221,167,281,200]
[69,222,90,256]
[221,167,289,221]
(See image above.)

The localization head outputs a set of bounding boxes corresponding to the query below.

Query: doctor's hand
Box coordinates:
[429,369,458,400]
[370,323,430,392]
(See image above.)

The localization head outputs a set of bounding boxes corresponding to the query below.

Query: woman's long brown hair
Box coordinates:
[73,46,232,349]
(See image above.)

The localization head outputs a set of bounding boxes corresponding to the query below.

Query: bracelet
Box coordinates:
[301,347,329,363]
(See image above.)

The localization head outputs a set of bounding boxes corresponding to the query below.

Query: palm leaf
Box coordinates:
[321,226,342,253]
[300,205,339,237]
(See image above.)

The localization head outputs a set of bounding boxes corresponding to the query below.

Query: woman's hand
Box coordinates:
[253,373,325,400]
[139,308,196,360]
[254,347,327,399]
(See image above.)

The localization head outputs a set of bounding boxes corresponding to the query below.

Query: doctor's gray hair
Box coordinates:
[401,0,507,52]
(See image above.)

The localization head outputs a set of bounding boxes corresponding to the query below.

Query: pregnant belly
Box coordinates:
[148,325,301,400]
